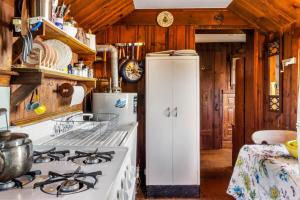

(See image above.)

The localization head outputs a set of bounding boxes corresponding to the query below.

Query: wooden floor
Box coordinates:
[136,148,234,200]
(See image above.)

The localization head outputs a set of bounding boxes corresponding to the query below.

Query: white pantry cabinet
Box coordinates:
[146,56,200,187]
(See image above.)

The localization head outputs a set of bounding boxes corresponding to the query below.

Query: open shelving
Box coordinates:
[10,67,96,107]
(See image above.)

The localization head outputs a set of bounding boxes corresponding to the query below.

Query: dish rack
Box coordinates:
[53,113,119,135]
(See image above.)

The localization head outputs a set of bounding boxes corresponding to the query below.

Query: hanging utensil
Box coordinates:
[120,43,143,83]
[103,50,108,78]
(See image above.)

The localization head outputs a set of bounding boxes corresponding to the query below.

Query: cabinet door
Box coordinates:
[172,58,200,185]
[146,58,173,185]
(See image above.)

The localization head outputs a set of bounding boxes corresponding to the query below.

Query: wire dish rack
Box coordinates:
[40,113,126,147]
[53,113,119,135]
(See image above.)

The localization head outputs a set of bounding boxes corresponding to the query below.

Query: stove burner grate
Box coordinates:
[0,170,41,191]
[67,148,115,165]
[33,148,70,163]
[33,167,102,196]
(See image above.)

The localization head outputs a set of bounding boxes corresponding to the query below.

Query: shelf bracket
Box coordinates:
[10,84,39,107]
[10,71,43,107]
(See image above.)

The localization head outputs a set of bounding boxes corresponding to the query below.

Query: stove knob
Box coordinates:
[121,178,128,190]
[117,189,129,200]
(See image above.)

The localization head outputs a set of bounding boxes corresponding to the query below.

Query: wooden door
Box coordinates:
[199,48,215,149]
[146,58,173,185]
[173,57,200,185]
[222,93,235,148]
[198,44,225,149]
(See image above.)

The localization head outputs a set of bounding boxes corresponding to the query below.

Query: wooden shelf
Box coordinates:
[40,20,96,56]
[10,67,96,107]
[11,67,97,82]
[0,69,19,76]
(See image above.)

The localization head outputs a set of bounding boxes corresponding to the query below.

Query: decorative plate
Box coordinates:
[157,11,174,28]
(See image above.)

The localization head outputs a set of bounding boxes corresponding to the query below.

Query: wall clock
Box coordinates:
[157,11,174,27]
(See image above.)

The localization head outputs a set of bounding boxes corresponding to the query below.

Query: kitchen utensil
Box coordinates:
[30,0,53,20]
[119,44,130,69]
[25,90,40,111]
[25,89,46,115]
[120,43,143,83]
[285,140,298,158]
[0,109,33,182]
[34,104,46,115]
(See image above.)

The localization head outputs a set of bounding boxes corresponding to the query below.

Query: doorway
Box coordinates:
[197,42,245,150]
[196,40,246,199]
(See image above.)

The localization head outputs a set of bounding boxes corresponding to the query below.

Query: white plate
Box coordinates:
[44,39,72,70]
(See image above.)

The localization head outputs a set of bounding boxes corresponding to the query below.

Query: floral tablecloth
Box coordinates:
[227,145,300,200]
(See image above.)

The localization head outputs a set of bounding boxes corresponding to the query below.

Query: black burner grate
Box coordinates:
[33,167,102,196]
[0,170,41,191]
[67,148,115,164]
[33,148,70,163]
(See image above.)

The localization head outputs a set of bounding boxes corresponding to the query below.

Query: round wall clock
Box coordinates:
[157,11,174,28]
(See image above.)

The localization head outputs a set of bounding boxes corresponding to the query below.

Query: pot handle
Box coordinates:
[0,150,5,174]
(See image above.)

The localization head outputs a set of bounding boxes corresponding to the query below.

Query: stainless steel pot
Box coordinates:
[0,109,33,182]
[30,0,52,20]
[0,132,33,182]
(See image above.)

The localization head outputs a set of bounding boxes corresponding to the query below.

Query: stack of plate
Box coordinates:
[44,40,72,71]
[25,40,72,72]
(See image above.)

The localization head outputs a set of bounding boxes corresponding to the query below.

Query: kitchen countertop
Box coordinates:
[227,144,300,199]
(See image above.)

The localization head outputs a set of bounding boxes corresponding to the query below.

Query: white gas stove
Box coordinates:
[0,146,135,200]
[5,112,138,200]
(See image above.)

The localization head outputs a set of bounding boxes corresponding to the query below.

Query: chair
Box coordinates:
[252,130,297,144]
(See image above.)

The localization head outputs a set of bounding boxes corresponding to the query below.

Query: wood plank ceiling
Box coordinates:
[64,0,135,33]
[65,0,300,34]
[228,0,300,33]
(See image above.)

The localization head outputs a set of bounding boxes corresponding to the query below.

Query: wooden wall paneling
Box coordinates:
[263,25,300,130]
[254,31,265,131]
[244,30,253,144]
[0,0,14,70]
[282,25,299,130]
[233,57,245,165]
[115,9,252,30]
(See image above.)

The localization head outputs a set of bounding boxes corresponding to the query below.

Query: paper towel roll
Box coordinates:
[70,86,85,106]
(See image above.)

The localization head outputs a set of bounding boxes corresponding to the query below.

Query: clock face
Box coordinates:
[157,11,174,27]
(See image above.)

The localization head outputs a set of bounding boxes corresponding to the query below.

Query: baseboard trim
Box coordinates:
[146,185,200,198]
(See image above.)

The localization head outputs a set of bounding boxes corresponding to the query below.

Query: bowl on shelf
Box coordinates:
[285,140,298,158]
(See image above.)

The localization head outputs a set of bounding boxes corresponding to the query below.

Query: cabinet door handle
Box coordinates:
[173,107,178,117]
[166,107,171,117]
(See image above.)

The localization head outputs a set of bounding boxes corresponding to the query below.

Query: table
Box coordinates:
[227,144,300,200]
